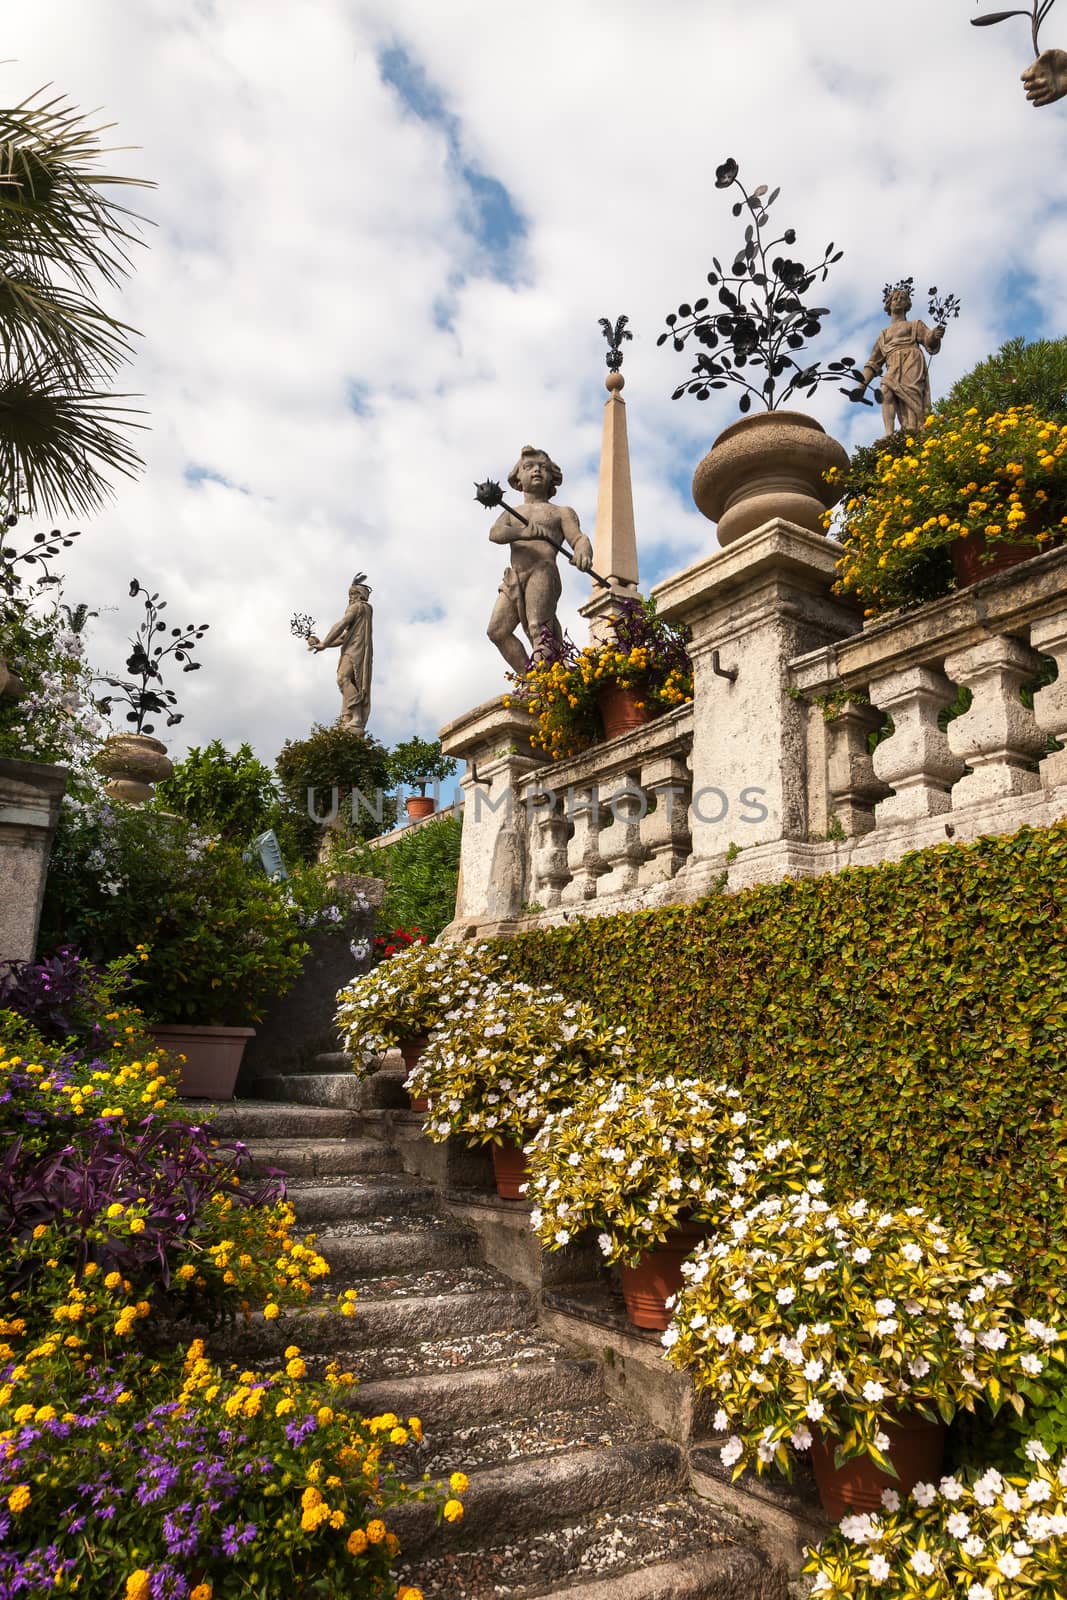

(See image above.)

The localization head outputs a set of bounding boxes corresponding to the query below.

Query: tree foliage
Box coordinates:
[154,739,277,843]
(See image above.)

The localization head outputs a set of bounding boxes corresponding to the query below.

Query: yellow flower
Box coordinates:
[191,1587,213,1600]
[125,1574,151,1600]
[443,1499,464,1523]
[366,1518,387,1543]
[346,1528,368,1555]
[8,1484,30,1514]
[397,1589,424,1600]
[263,1303,280,1320]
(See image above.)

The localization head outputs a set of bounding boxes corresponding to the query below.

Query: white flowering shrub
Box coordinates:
[335,938,503,1074]
[805,1446,1067,1597]
[409,980,630,1150]
[666,1188,1062,1481]
[0,593,102,766]
[525,1074,808,1263]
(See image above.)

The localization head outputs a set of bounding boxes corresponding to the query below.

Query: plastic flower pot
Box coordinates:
[619,1219,709,1331]
[491,1138,530,1200]
[597,684,653,740]
[148,1023,255,1099]
[405,795,437,820]
[810,1414,947,1522]
[949,529,1043,587]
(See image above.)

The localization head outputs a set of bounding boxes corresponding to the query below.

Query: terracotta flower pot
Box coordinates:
[618,1219,709,1331]
[810,1415,947,1522]
[405,795,437,820]
[148,1023,255,1100]
[691,410,849,547]
[94,732,174,805]
[950,529,1042,587]
[598,684,653,740]
[491,1138,529,1200]
[400,1034,431,1111]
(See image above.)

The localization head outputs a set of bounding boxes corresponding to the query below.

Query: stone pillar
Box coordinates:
[654,519,861,891]
[0,757,69,963]
[1030,612,1067,790]
[638,754,692,887]
[826,701,891,837]
[868,666,965,823]
[943,635,1045,807]
[439,699,542,935]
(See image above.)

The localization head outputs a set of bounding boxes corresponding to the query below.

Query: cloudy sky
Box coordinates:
[7,0,1067,767]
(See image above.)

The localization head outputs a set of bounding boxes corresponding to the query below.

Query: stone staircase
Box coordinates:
[203,1089,794,1599]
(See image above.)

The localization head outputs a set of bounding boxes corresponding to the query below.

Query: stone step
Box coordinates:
[390,1440,687,1557]
[253,1072,364,1108]
[217,1278,536,1358]
[397,1494,782,1600]
[394,1396,649,1479]
[340,1326,565,1384]
[313,1221,480,1277]
[242,1137,398,1179]
[197,1099,364,1140]
[354,1354,603,1428]
[285,1176,437,1223]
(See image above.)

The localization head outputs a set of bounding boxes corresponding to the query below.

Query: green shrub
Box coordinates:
[155,738,277,842]
[936,334,1067,427]
[40,801,307,1025]
[274,723,393,863]
[334,813,462,942]
[504,822,1067,1306]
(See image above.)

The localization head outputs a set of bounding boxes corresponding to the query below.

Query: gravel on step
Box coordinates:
[312,1213,459,1237]
[397,1494,737,1600]
[311,1264,519,1300]
[349,1329,559,1382]
[395,1399,648,1477]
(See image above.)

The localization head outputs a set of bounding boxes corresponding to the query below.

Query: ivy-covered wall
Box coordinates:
[505,823,1067,1302]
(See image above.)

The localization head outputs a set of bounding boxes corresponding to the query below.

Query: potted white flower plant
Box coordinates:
[804,1437,1067,1597]
[335,937,503,1095]
[665,1185,1061,1521]
[408,980,629,1198]
[526,1074,809,1330]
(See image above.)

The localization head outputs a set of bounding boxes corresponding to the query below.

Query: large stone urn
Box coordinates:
[692,410,849,546]
[94,732,174,804]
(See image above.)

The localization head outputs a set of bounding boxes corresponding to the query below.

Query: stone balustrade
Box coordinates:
[787,544,1067,873]
[441,526,1067,937]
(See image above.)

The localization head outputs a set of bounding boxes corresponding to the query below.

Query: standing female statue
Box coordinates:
[856,280,949,437]
[307,574,373,735]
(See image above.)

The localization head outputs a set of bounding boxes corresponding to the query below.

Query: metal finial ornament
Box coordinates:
[473,480,611,589]
[598,315,633,374]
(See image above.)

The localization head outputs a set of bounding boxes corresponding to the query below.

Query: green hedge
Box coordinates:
[505,823,1067,1303]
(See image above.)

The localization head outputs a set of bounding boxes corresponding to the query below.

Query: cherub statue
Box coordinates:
[307,574,373,734]
[1022,48,1067,103]
[856,280,949,437]
[485,446,593,674]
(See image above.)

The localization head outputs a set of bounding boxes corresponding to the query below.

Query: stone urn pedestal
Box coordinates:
[94,733,173,805]
[692,411,848,547]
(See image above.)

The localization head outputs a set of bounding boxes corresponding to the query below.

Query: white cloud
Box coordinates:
[5,0,1067,765]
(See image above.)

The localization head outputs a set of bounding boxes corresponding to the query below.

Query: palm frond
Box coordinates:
[0,267,138,381]
[0,359,145,518]
[0,85,153,293]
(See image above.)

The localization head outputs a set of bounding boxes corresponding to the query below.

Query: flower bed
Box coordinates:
[1,965,461,1597]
